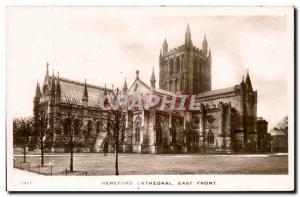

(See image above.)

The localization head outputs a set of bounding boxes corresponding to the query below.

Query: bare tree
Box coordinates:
[100,88,129,175]
[55,103,85,172]
[33,110,48,166]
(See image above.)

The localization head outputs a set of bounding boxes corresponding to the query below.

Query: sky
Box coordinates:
[6,7,293,129]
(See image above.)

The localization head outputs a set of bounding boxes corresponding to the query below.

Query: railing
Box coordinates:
[13,159,88,176]
[13,160,53,175]
[64,169,88,176]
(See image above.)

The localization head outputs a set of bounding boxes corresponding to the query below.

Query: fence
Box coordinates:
[64,169,88,176]
[13,159,53,175]
[13,159,87,176]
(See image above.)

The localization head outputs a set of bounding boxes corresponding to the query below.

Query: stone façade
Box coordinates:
[33,25,269,154]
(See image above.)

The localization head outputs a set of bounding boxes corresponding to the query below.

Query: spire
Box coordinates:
[55,72,61,96]
[162,38,168,55]
[122,78,128,92]
[50,70,56,96]
[35,80,41,98]
[185,23,192,47]
[245,69,253,91]
[185,24,191,38]
[202,34,208,56]
[150,67,156,88]
[46,62,49,76]
[83,79,88,98]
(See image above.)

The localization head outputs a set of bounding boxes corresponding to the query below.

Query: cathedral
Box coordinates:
[33,25,269,154]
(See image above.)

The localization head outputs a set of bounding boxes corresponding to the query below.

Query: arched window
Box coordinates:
[180,78,183,91]
[193,58,197,74]
[164,81,167,90]
[134,116,141,142]
[171,121,176,143]
[169,80,173,92]
[208,130,214,145]
[175,79,178,92]
[169,59,174,75]
[176,56,180,73]
[74,119,80,136]
[86,120,92,139]
[156,122,162,144]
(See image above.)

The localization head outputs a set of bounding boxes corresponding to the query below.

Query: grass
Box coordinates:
[13,153,288,175]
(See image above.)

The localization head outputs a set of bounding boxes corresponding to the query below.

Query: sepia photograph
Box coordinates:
[6,6,294,191]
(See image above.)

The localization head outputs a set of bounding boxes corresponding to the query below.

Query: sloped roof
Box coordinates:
[198,86,235,98]
[153,88,178,97]
[49,76,107,108]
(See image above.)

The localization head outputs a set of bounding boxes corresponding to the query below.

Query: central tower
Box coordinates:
[159,24,212,95]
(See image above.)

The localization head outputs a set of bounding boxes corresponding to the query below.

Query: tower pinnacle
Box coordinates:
[162,38,168,55]
[185,24,192,47]
[202,34,208,56]
[123,78,128,92]
[150,67,156,88]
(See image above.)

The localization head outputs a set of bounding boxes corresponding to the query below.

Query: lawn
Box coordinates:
[13,153,288,175]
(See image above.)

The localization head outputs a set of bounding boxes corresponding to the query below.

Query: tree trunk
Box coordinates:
[115,143,119,175]
[41,138,44,166]
[23,145,26,163]
[70,143,74,172]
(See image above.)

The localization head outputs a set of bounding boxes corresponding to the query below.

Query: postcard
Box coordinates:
[6,6,294,192]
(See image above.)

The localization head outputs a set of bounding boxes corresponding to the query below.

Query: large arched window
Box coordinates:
[169,80,173,92]
[169,59,174,75]
[156,122,162,144]
[85,120,92,139]
[176,56,180,73]
[180,78,183,91]
[207,130,214,145]
[171,121,176,143]
[134,116,142,142]
[193,58,197,74]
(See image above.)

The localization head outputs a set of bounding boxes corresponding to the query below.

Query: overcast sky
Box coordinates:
[6,7,293,129]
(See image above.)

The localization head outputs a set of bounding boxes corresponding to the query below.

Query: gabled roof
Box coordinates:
[198,86,235,98]
[128,71,151,95]
[46,76,108,108]
[127,71,178,97]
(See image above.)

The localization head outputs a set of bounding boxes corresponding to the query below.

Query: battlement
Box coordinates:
[164,44,206,58]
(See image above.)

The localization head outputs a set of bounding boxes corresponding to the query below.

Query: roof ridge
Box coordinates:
[49,75,111,91]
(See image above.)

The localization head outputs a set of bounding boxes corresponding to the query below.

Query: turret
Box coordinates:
[34,81,41,100]
[208,50,211,64]
[150,67,156,89]
[82,79,89,107]
[185,24,192,48]
[123,78,128,93]
[46,62,49,76]
[202,34,208,56]
[245,69,253,92]
[159,50,163,81]
[162,38,168,56]
[33,81,41,113]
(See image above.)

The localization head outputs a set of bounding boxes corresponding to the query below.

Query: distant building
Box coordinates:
[33,25,270,154]
[269,117,288,152]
